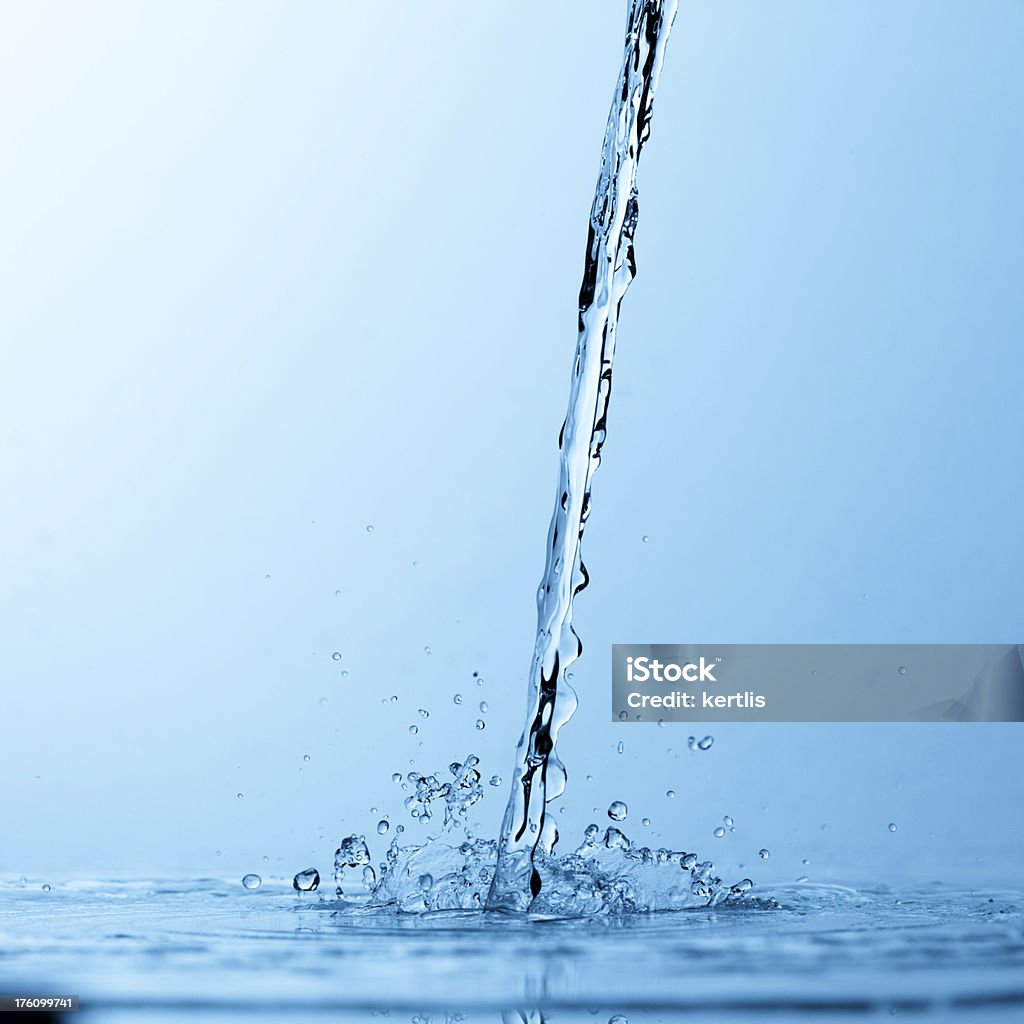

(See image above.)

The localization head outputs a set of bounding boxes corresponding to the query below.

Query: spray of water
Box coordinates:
[487,0,680,912]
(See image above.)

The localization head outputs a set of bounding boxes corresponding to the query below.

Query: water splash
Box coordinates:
[336,754,742,916]
[487,0,680,912]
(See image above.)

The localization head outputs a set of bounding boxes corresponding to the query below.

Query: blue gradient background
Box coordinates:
[1,2,1022,888]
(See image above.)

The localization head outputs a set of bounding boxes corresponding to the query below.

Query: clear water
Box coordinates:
[4,3,1020,1023]
[3,877,1023,1022]
[489,0,678,913]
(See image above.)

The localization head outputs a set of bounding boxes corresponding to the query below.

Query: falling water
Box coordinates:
[487,0,680,912]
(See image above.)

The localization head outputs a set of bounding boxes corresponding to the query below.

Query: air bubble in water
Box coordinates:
[475,719,486,730]
[242,873,261,889]
[490,775,502,787]
[377,819,389,835]
[607,801,628,822]
[713,826,726,838]
[888,822,898,832]
[292,868,320,892]
[332,652,342,661]
[759,848,770,860]
[698,735,714,750]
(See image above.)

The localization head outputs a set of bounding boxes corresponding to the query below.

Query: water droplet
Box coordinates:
[265,574,271,580]
[641,535,649,543]
[215,850,222,857]
[319,697,328,706]
[395,824,405,834]
[898,666,907,675]
[236,792,244,799]
[697,735,714,750]
[377,819,390,835]
[453,693,463,705]
[408,725,418,735]
[424,646,431,655]
[334,589,342,597]
[332,652,342,661]
[642,817,651,827]
[888,822,898,832]
[418,708,429,718]
[489,775,502,787]
[713,826,726,838]
[802,858,810,865]
[365,525,374,533]
[418,873,433,891]
[303,754,311,762]
[723,815,734,826]
[293,868,320,892]
[796,875,809,883]
[242,873,261,889]
[607,801,628,822]
[618,710,628,721]
[475,719,485,730]
[666,789,675,798]
[341,670,349,678]
[616,741,624,754]
[41,883,51,892]
[390,695,398,703]
[479,701,488,713]
[759,848,770,860]
[609,1016,629,1024]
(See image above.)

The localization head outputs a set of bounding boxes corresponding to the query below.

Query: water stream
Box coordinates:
[487,0,679,913]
